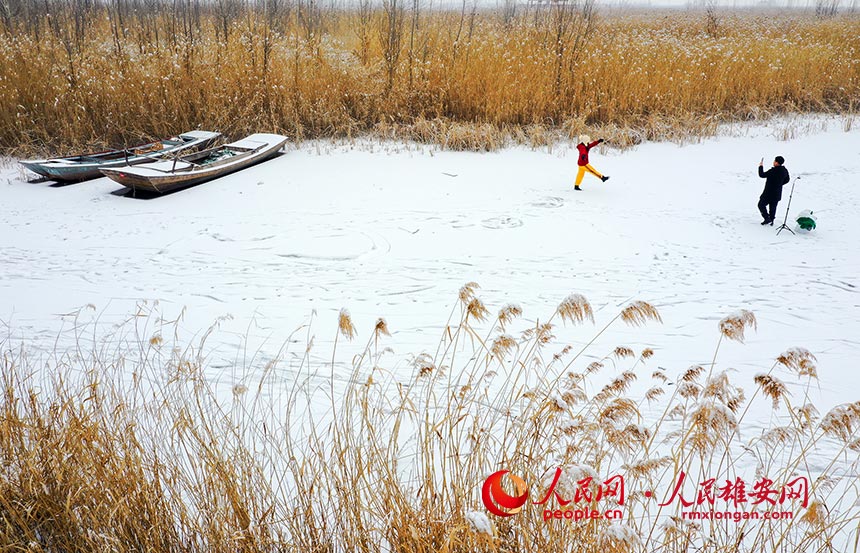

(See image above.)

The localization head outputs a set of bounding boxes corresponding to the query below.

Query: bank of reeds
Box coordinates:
[0,2,858,155]
[2,286,859,552]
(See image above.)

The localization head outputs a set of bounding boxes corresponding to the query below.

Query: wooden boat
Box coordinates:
[99,133,289,195]
[19,130,221,182]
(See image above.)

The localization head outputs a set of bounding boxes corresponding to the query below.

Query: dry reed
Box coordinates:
[1,5,858,155]
[1,289,859,552]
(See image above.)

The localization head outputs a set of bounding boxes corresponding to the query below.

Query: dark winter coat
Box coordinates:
[577,140,601,166]
[758,164,790,201]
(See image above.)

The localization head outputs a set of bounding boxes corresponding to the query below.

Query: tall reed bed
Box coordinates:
[2,286,859,551]
[0,3,858,154]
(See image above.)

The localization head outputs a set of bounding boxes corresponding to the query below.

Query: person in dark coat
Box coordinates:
[757,156,790,225]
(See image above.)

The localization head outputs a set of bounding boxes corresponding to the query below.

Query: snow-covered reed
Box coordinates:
[2,285,859,551]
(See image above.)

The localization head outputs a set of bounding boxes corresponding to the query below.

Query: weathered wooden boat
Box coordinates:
[99,133,289,194]
[19,130,221,182]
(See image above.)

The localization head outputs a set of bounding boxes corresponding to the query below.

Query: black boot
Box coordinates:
[601,176,610,182]
[574,185,582,191]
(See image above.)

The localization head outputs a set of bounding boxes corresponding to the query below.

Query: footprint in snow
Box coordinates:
[482,216,524,229]
[531,196,565,209]
[210,233,275,242]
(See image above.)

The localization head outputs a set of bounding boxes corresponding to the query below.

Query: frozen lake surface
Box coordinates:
[1,117,858,422]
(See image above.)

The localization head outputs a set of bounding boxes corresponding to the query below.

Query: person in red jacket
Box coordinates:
[574,135,610,190]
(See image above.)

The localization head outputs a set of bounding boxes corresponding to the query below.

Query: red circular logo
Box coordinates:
[482,470,529,517]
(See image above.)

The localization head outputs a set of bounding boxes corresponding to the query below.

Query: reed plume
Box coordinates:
[374,317,391,338]
[491,334,517,358]
[777,347,818,378]
[459,282,480,303]
[754,373,790,409]
[819,402,860,443]
[620,301,662,327]
[719,310,757,343]
[613,346,636,359]
[497,304,523,329]
[466,298,490,323]
[557,294,594,325]
[338,308,357,341]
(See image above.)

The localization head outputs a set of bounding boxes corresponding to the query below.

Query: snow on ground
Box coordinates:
[1,117,859,425]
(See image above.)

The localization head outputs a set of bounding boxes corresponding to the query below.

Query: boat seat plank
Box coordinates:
[137,160,195,172]
[225,138,267,150]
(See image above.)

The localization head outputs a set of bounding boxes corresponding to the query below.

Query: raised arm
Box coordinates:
[758,166,769,178]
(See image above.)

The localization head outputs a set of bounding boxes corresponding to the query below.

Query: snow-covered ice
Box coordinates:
[1,117,858,421]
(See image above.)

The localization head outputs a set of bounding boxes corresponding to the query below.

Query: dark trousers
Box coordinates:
[758,196,779,222]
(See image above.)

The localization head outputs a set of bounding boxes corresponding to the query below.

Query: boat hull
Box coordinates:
[100,133,288,195]
[19,131,221,182]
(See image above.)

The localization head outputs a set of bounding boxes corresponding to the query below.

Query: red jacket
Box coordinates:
[577,140,600,166]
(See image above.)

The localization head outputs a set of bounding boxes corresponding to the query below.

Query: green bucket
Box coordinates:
[796,210,817,231]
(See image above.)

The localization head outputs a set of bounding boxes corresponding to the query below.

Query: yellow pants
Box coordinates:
[575,164,603,186]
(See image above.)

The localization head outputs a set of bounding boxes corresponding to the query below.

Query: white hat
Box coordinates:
[579,134,590,144]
